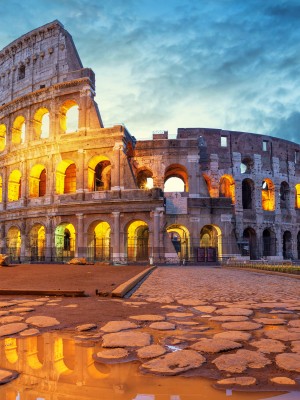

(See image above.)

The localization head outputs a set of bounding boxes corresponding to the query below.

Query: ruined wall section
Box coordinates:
[0,20,91,105]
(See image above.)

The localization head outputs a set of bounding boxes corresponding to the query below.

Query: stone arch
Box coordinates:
[60,100,79,133]
[87,220,111,261]
[56,160,76,194]
[8,170,22,202]
[242,178,254,209]
[136,167,153,189]
[33,107,50,139]
[54,223,76,261]
[6,226,21,262]
[0,124,6,152]
[4,338,18,364]
[164,164,188,192]
[166,224,190,261]
[280,181,290,209]
[262,228,276,257]
[219,174,235,203]
[12,115,26,144]
[53,338,73,375]
[199,225,222,261]
[87,155,111,191]
[283,230,292,260]
[240,156,253,174]
[29,164,46,197]
[242,227,257,260]
[261,178,275,211]
[126,220,149,262]
[203,173,214,197]
[29,224,46,261]
[26,336,44,370]
[295,184,300,208]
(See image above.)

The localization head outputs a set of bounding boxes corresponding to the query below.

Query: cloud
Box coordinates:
[271,112,300,143]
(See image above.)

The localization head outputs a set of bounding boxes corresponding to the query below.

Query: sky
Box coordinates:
[0,0,300,142]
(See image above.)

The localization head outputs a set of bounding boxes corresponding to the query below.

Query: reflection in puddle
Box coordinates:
[0,332,288,400]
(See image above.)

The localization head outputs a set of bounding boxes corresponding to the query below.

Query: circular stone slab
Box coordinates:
[190,338,242,353]
[0,369,19,384]
[19,301,45,307]
[129,315,165,322]
[265,330,300,341]
[210,316,249,323]
[76,324,97,332]
[275,353,300,372]
[215,308,253,317]
[288,320,300,328]
[193,306,217,313]
[250,339,286,354]
[25,316,60,328]
[0,316,24,324]
[137,344,167,359]
[217,377,256,386]
[102,331,151,348]
[101,321,138,333]
[270,377,296,385]
[0,311,10,317]
[213,331,252,342]
[254,318,286,325]
[20,328,40,336]
[212,349,271,373]
[161,305,182,310]
[222,321,262,331]
[95,348,129,361]
[166,312,194,318]
[149,322,176,330]
[10,307,35,313]
[291,341,300,353]
[0,323,28,337]
[141,350,206,375]
[0,301,17,308]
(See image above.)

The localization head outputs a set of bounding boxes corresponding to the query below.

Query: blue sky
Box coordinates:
[1,0,300,142]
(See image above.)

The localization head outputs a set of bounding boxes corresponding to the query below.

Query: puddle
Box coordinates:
[0,332,289,400]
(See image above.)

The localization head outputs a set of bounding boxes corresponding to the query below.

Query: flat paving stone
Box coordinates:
[10,307,35,313]
[0,323,28,337]
[216,377,257,386]
[94,348,129,361]
[213,331,252,342]
[210,316,249,322]
[0,302,17,308]
[288,320,300,328]
[190,338,242,353]
[149,322,176,330]
[270,377,296,385]
[137,344,167,359]
[101,321,138,333]
[25,316,60,328]
[177,299,206,306]
[291,341,300,353]
[0,311,10,316]
[249,339,286,354]
[212,349,272,373]
[166,312,194,318]
[254,318,286,325]
[19,301,45,307]
[215,308,253,317]
[141,349,206,375]
[265,329,300,341]
[76,323,97,332]
[20,328,40,336]
[193,306,217,313]
[0,316,24,324]
[129,314,165,322]
[102,331,152,348]
[275,353,300,372]
[0,369,19,384]
[222,321,262,331]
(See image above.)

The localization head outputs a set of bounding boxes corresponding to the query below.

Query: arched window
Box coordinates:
[12,116,26,144]
[242,179,254,209]
[280,181,290,209]
[295,184,300,208]
[261,179,275,211]
[164,164,188,193]
[18,65,25,80]
[60,100,79,133]
[33,108,50,139]
[8,170,22,202]
[137,168,153,189]
[219,175,235,203]
[87,156,111,191]
[0,124,6,152]
[29,165,46,198]
[262,229,276,257]
[64,164,76,194]
[56,160,76,194]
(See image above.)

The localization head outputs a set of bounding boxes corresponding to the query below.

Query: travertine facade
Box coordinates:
[1,20,300,264]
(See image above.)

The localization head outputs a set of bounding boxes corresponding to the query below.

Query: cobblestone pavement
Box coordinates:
[132,266,300,302]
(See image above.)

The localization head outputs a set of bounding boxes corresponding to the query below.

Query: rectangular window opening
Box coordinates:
[221,136,228,147]
[295,150,300,164]
[263,140,268,151]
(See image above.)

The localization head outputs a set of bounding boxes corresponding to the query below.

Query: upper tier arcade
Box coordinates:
[0,20,94,105]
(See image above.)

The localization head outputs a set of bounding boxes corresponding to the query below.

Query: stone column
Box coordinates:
[187,154,200,198]
[112,211,120,263]
[76,213,84,258]
[2,166,7,210]
[20,219,26,263]
[111,142,123,190]
[20,159,27,205]
[153,209,160,263]
[76,149,85,195]
[45,217,53,262]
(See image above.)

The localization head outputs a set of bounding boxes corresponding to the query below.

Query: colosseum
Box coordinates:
[0,20,299,265]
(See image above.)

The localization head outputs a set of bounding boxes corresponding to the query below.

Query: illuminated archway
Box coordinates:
[137,168,153,189]
[55,223,76,260]
[88,156,111,191]
[53,338,72,375]
[6,226,21,262]
[199,225,222,261]
[29,164,46,197]
[219,175,235,203]
[33,107,50,139]
[4,338,18,364]
[30,224,45,261]
[203,174,214,197]
[87,221,111,261]
[26,336,43,370]
[126,220,149,261]
[295,184,300,209]
[56,160,76,194]
[12,115,26,144]
[261,178,275,211]
[60,100,79,133]
[166,224,190,261]
[0,124,6,152]
[8,170,22,202]
[164,164,188,192]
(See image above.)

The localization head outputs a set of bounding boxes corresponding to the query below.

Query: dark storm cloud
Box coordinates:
[0,0,300,139]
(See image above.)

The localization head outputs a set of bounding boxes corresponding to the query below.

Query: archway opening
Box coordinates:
[34,107,50,139]
[280,182,290,209]
[295,184,300,209]
[242,228,257,260]
[8,170,22,202]
[166,225,190,261]
[12,116,26,144]
[60,100,79,133]
[56,160,76,194]
[262,229,276,257]
[137,168,153,189]
[283,231,292,260]
[87,221,111,261]
[30,225,46,261]
[199,225,222,262]
[55,223,76,261]
[242,179,254,209]
[219,175,235,203]
[0,124,6,152]
[88,156,111,191]
[164,164,188,192]
[6,226,21,262]
[262,179,275,211]
[29,165,46,197]
[127,220,149,262]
